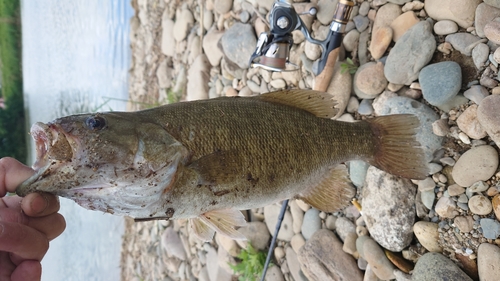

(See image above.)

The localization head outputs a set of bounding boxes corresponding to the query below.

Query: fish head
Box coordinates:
[17,112,187,218]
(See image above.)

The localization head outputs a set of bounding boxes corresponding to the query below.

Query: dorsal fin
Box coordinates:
[296,164,356,212]
[257,90,338,118]
[190,209,247,241]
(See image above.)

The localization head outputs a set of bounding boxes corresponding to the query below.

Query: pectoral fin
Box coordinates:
[297,164,356,212]
[189,209,247,241]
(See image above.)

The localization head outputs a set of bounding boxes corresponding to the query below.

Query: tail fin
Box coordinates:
[367,114,428,180]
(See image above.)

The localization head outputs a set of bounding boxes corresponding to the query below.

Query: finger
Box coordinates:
[0,157,35,196]
[0,208,66,241]
[0,221,49,261]
[21,193,60,217]
[0,252,16,280]
[12,260,42,281]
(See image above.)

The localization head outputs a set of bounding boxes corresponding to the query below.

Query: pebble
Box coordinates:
[470,181,489,193]
[374,96,442,163]
[270,78,286,89]
[346,96,360,113]
[435,196,458,218]
[469,194,493,215]
[464,85,490,104]
[343,29,360,52]
[433,20,459,35]
[342,232,358,256]
[480,218,500,239]
[353,15,369,32]
[359,236,396,280]
[335,217,356,242]
[384,20,436,85]
[301,208,321,240]
[220,23,256,69]
[214,0,232,14]
[432,119,450,136]
[264,204,294,242]
[454,216,474,233]
[369,26,393,60]
[478,243,500,280]
[440,157,456,166]
[372,3,401,33]
[421,190,435,210]
[452,145,499,187]
[173,6,194,42]
[477,94,500,147]
[493,194,500,220]
[298,229,363,281]
[413,221,442,252]
[202,28,224,67]
[472,43,490,69]
[285,247,305,281]
[390,11,420,42]
[362,167,415,251]
[216,233,240,257]
[424,0,481,28]
[162,227,187,260]
[448,184,465,196]
[186,54,210,101]
[264,265,285,281]
[417,177,436,192]
[419,61,462,107]
[325,215,336,230]
[484,20,500,45]
[457,104,487,140]
[290,200,304,234]
[161,17,175,57]
[357,99,374,115]
[445,33,486,56]
[291,234,306,253]
[354,62,388,99]
[236,221,270,251]
[476,3,500,38]
[412,252,473,281]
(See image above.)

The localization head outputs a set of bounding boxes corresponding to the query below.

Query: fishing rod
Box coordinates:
[249,0,354,92]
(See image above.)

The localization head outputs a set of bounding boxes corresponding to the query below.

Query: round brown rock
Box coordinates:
[452,145,499,187]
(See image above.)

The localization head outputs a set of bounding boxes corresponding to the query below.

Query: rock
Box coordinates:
[264,204,294,242]
[485,0,500,8]
[454,216,474,233]
[469,195,492,215]
[435,196,458,218]
[418,177,436,192]
[432,119,450,136]
[475,3,500,38]
[214,0,232,14]
[291,234,306,253]
[326,62,352,119]
[161,226,187,260]
[325,215,336,230]
[480,218,500,239]
[478,88,500,147]
[342,232,358,256]
[286,247,304,281]
[493,194,500,220]
[485,20,500,45]
[384,20,436,85]
[419,61,461,107]
[433,20,459,35]
[270,79,286,89]
[374,96,442,163]
[390,11,420,42]
[298,229,363,281]
[372,3,401,33]
[469,181,489,193]
[290,200,304,234]
[316,0,339,25]
[448,184,466,196]
[349,160,370,188]
[264,265,285,281]
[369,26,393,60]
[357,99,374,115]
[445,33,486,56]
[216,233,240,257]
[161,16,175,56]
[335,217,356,242]
[421,190,435,210]
[301,208,321,240]
[412,252,472,281]
[413,221,442,252]
[353,62,388,99]
[424,0,481,28]
[173,6,194,42]
[452,145,499,187]
[353,15,369,32]
[362,167,415,251]
[343,29,360,52]
[220,23,256,69]
[478,243,500,280]
[472,43,490,69]
[202,28,224,67]
[464,85,489,105]
[360,237,396,280]
[236,221,270,251]
[457,104,487,140]
[187,54,210,101]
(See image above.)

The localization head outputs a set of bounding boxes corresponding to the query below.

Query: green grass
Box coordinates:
[0,0,27,163]
[229,243,270,281]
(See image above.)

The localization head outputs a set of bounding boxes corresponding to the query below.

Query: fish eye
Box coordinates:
[85,116,106,131]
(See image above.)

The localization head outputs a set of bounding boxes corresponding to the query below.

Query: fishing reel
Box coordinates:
[249,0,354,75]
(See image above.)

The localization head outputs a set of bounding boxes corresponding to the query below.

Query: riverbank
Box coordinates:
[123,0,500,280]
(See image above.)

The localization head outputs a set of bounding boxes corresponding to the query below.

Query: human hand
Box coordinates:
[0,157,66,281]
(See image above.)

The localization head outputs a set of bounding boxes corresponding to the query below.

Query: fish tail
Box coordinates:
[366,114,428,180]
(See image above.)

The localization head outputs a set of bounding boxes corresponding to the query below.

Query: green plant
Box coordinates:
[229,243,270,281]
[340,57,358,74]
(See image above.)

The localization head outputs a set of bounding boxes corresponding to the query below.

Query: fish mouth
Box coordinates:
[31,122,75,171]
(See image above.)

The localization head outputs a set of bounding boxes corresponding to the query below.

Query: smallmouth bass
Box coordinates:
[17,90,428,240]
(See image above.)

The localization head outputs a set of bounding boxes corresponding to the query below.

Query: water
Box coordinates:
[21,1,134,280]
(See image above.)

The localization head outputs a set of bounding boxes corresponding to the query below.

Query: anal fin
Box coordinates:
[297,164,356,212]
[190,209,247,241]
